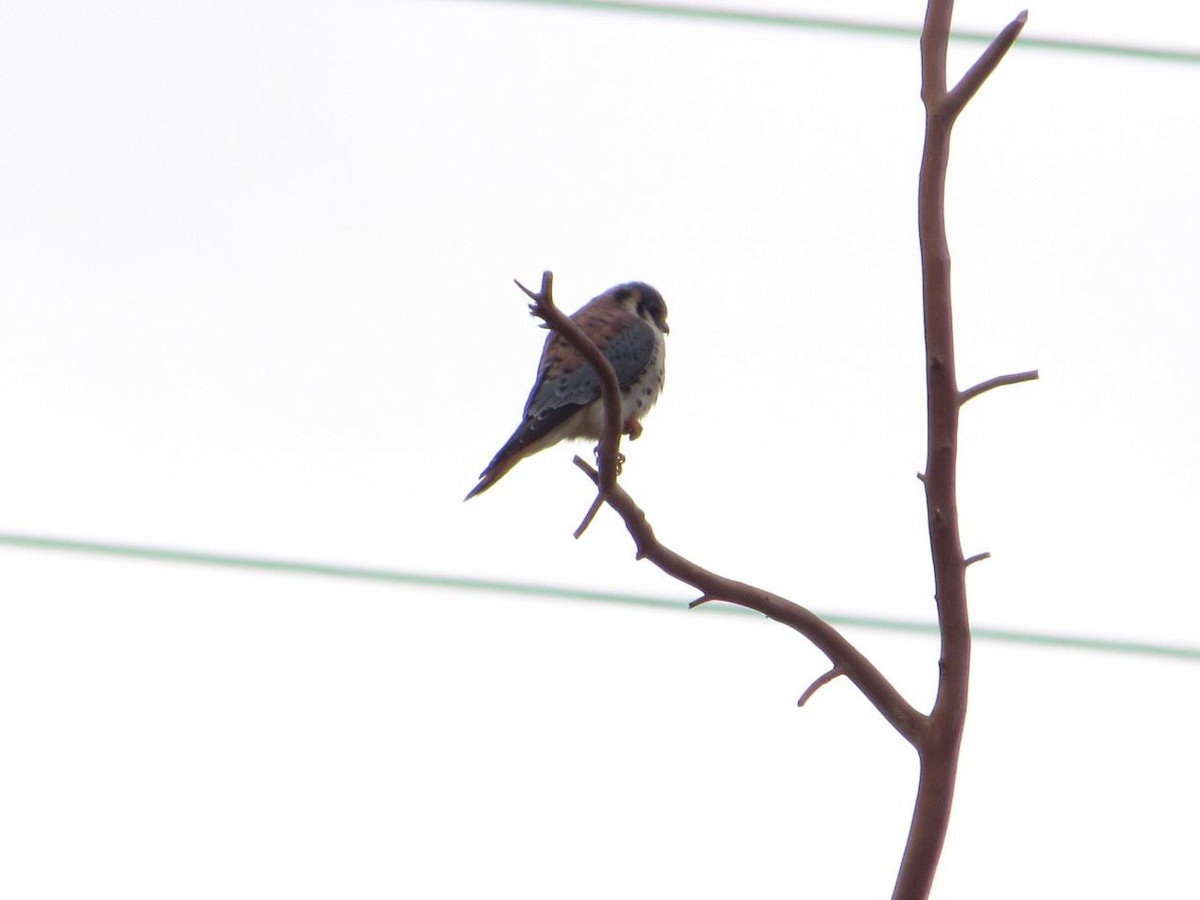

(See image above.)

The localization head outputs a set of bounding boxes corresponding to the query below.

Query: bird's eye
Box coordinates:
[637,297,658,319]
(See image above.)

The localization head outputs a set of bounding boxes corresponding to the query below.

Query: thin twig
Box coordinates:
[964,551,991,567]
[515,271,623,538]
[943,11,1028,121]
[572,495,606,540]
[798,665,845,707]
[959,369,1040,405]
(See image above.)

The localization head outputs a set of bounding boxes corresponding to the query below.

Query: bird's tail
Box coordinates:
[463,445,524,501]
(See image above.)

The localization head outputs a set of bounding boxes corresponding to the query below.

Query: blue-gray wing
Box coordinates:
[524,316,656,420]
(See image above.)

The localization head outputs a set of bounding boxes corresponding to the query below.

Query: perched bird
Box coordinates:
[466,281,669,500]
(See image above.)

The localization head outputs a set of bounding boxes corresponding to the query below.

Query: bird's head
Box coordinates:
[613,282,669,336]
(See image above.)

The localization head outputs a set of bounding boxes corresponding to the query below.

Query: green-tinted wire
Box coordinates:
[2,531,1197,662]
[466,0,1200,66]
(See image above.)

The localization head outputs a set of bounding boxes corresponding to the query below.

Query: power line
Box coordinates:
[2,531,1197,663]
[467,0,1200,65]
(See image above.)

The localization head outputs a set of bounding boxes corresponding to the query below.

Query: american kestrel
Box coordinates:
[465,281,669,500]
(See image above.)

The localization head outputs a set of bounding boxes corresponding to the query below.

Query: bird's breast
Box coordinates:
[572,329,666,439]
[619,327,666,424]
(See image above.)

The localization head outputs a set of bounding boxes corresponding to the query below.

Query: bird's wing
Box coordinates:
[524,314,656,420]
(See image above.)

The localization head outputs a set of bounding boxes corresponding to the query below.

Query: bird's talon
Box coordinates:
[591,446,626,474]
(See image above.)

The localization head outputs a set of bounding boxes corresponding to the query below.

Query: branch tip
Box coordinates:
[959,369,1040,405]
[573,494,606,539]
[944,10,1029,119]
[798,666,844,707]
[964,551,992,568]
[688,595,715,609]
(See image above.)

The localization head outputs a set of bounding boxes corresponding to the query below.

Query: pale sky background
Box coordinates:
[1,1,1198,897]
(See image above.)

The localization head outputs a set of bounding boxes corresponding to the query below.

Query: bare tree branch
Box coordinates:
[515,271,622,538]
[964,551,992,567]
[959,369,1040,404]
[572,457,928,748]
[894,4,1028,898]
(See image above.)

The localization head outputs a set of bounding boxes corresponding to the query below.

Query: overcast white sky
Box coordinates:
[1,1,1198,897]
